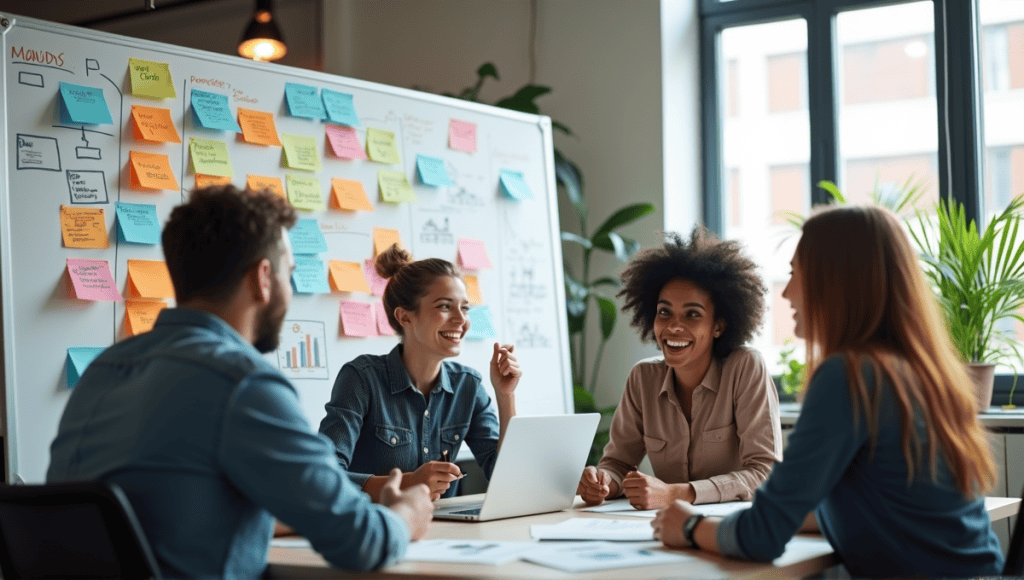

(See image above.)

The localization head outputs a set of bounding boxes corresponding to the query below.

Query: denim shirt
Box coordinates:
[319,344,500,496]
[47,308,409,580]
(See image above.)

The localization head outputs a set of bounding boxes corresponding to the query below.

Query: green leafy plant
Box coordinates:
[776,339,806,397]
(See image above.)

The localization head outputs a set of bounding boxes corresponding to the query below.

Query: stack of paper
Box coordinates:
[402,540,536,565]
[529,518,655,541]
[523,541,693,572]
[580,498,753,518]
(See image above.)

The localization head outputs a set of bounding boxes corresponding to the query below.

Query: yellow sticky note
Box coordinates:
[373,228,403,257]
[328,261,371,293]
[189,138,233,177]
[126,260,175,299]
[130,105,181,143]
[247,175,286,198]
[365,127,401,164]
[378,170,417,203]
[128,58,176,99]
[237,108,282,146]
[129,151,179,191]
[331,178,374,211]
[281,134,322,172]
[286,174,325,211]
[464,275,484,305]
[60,205,108,249]
[195,174,232,188]
[124,299,167,336]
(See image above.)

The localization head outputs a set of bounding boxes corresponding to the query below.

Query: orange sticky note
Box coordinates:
[464,275,484,305]
[196,174,232,188]
[60,205,109,249]
[237,108,282,146]
[129,151,179,191]
[373,228,403,257]
[328,261,371,293]
[124,299,167,336]
[247,175,286,198]
[131,105,181,143]
[126,259,175,299]
[331,178,374,211]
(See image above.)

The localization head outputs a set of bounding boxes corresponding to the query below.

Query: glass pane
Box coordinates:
[720,19,808,375]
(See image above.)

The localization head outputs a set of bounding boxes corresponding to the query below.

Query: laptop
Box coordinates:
[432,413,600,522]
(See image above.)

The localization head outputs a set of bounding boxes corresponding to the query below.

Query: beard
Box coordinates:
[253,276,287,354]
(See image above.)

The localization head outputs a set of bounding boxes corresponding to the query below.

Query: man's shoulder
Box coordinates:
[125,324,282,384]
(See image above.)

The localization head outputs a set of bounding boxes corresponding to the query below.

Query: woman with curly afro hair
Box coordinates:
[577,226,782,509]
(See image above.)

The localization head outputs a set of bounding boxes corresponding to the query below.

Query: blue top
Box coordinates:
[319,345,500,497]
[717,355,1003,578]
[47,309,409,580]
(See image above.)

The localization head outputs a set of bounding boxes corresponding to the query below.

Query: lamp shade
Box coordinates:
[238,1,286,61]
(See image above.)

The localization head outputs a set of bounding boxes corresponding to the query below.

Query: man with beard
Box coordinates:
[47,185,433,580]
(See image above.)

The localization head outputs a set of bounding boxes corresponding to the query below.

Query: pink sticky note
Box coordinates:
[340,301,377,337]
[67,258,124,302]
[374,301,396,336]
[364,259,389,296]
[449,119,477,153]
[457,238,493,270]
[325,125,368,160]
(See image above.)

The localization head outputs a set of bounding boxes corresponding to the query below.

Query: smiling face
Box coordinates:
[399,275,471,361]
[782,255,805,339]
[653,278,723,378]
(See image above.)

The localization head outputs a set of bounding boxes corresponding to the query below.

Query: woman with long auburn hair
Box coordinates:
[653,205,1003,578]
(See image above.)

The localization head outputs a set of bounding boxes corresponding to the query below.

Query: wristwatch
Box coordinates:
[682,514,706,549]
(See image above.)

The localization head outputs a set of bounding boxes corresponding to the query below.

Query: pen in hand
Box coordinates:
[438,449,466,479]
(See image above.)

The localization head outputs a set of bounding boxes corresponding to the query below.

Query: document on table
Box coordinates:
[530,518,655,541]
[580,498,752,518]
[401,540,537,565]
[523,541,694,572]
[271,537,312,549]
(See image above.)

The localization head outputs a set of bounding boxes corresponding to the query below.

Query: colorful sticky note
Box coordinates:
[191,89,241,132]
[499,169,533,200]
[325,125,368,160]
[322,89,361,126]
[131,105,181,143]
[292,255,331,294]
[247,175,285,198]
[115,202,161,245]
[378,170,417,203]
[237,108,282,146]
[58,82,113,124]
[365,127,401,164]
[189,138,233,177]
[129,151,179,191]
[329,261,371,293]
[340,301,377,337]
[374,301,396,336]
[126,260,175,299]
[464,275,484,305]
[449,119,477,153]
[364,259,389,296]
[67,347,106,388]
[289,219,328,254]
[67,258,123,301]
[128,58,176,99]
[195,174,232,188]
[286,174,325,211]
[281,134,323,172]
[284,82,326,120]
[416,155,454,186]
[466,306,497,339]
[124,300,167,336]
[331,179,374,211]
[60,206,108,249]
[458,239,493,270]
[373,228,402,257]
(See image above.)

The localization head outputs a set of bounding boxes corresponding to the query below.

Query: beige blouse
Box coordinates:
[598,346,782,504]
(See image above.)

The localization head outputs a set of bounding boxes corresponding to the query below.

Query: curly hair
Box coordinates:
[617,226,766,359]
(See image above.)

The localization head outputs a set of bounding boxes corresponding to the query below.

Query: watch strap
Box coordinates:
[683,513,706,548]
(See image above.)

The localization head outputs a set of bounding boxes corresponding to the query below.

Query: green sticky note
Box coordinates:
[366,127,401,165]
[189,138,233,177]
[286,174,325,211]
[128,58,176,99]
[378,170,417,204]
[281,134,323,172]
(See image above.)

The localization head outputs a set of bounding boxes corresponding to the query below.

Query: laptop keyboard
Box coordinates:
[449,507,482,516]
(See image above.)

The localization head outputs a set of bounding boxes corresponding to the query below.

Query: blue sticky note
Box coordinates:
[66,346,106,388]
[466,306,497,340]
[284,82,326,120]
[58,82,113,125]
[191,89,241,132]
[416,155,454,187]
[499,169,533,200]
[288,219,328,254]
[115,202,161,245]
[322,89,361,126]
[292,255,331,294]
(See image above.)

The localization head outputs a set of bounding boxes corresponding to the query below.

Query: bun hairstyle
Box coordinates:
[376,244,461,336]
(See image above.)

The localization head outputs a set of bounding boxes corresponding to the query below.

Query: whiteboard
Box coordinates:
[0,14,571,483]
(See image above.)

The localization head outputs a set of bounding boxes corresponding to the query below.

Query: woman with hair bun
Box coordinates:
[319,244,521,502]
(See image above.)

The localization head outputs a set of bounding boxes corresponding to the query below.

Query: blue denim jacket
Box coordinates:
[47,309,409,580]
[319,345,500,496]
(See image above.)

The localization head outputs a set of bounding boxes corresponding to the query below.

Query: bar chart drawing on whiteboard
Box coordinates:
[276,320,329,380]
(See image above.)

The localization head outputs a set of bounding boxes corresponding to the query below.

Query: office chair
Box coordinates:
[1005,485,1024,576]
[0,480,162,579]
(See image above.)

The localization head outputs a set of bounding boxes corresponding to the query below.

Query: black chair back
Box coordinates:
[1005,485,1024,576]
